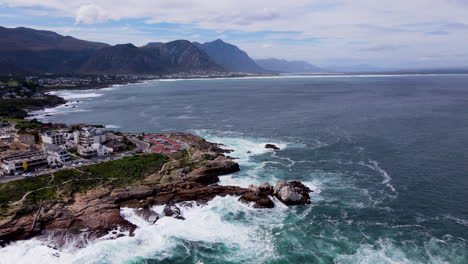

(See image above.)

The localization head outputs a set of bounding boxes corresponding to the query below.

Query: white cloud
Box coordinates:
[75,4,108,24]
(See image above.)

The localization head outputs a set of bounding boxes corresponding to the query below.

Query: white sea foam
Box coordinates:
[359,160,397,194]
[48,91,104,100]
[0,196,284,264]
[335,239,420,264]
[190,129,292,187]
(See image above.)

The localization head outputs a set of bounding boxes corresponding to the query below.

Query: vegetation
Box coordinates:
[0,95,65,119]
[0,154,168,215]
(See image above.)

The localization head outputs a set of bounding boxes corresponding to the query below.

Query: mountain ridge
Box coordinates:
[194,39,265,73]
[256,58,323,73]
[0,26,268,75]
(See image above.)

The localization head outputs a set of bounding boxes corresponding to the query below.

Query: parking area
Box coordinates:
[144,136,186,153]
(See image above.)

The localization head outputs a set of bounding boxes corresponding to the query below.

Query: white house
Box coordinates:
[41,131,66,145]
[43,143,71,166]
[92,143,108,156]
[77,143,108,158]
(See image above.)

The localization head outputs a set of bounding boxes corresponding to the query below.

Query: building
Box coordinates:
[43,143,71,166]
[0,133,15,143]
[77,145,97,158]
[104,139,127,153]
[74,127,106,147]
[0,150,48,176]
[92,143,109,156]
[41,131,66,145]
[77,143,108,158]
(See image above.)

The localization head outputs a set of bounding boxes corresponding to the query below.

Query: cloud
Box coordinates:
[75,4,108,24]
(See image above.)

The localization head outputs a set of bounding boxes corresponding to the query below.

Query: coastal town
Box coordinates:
[0,118,187,183]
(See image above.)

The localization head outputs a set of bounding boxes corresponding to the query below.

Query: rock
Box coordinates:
[163,205,185,220]
[265,144,280,150]
[239,182,275,208]
[273,181,311,205]
[238,192,274,208]
[187,156,240,185]
[135,208,160,223]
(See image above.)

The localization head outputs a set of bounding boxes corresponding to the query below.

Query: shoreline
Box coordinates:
[0,128,311,246]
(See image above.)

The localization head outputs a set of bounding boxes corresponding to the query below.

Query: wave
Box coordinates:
[48,91,103,100]
[0,196,286,264]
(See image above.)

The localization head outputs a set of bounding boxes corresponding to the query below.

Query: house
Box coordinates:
[104,139,127,153]
[92,143,108,156]
[43,143,71,166]
[74,127,106,147]
[77,145,97,158]
[0,150,48,176]
[77,143,108,158]
[41,131,66,145]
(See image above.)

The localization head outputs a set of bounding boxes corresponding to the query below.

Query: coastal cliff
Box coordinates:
[0,133,310,246]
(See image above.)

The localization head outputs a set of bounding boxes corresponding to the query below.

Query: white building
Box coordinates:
[43,143,71,166]
[74,127,106,147]
[41,131,66,145]
[77,143,108,158]
[92,143,108,156]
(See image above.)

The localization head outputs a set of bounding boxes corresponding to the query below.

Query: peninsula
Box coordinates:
[0,86,311,247]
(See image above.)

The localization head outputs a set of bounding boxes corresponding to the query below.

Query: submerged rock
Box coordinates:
[265,144,280,150]
[273,181,311,205]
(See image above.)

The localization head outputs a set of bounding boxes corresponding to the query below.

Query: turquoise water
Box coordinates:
[4,75,468,263]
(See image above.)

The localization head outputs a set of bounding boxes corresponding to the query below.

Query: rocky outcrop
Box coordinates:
[0,133,310,247]
[265,144,280,150]
[273,181,311,205]
[238,181,312,208]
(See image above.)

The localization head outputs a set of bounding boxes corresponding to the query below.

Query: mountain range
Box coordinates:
[0,26,270,75]
[255,58,323,73]
[194,40,264,73]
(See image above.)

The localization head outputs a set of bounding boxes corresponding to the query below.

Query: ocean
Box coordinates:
[3,74,468,263]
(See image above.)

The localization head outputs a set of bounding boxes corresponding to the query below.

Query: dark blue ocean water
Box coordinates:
[8,75,468,263]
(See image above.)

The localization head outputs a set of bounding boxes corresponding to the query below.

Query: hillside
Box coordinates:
[194,39,265,73]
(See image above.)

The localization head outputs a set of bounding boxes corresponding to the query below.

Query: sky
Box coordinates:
[1,0,468,69]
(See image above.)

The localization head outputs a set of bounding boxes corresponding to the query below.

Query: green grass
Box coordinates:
[0,154,168,216]
[7,81,19,87]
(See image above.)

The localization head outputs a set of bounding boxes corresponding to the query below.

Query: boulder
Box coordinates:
[238,192,274,208]
[273,181,311,205]
[265,144,280,150]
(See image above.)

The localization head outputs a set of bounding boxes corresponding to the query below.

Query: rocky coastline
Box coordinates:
[0,133,311,247]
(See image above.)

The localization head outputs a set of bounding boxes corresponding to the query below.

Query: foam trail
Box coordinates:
[359,160,397,193]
